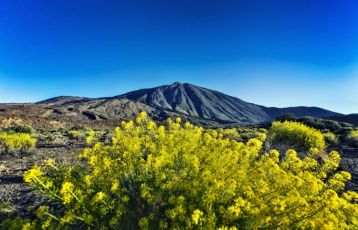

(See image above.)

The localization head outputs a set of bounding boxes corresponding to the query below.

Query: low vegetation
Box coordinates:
[1,113,357,229]
[296,116,353,133]
[0,133,37,154]
[268,121,326,153]
[275,116,358,149]
[0,117,23,129]
[346,130,358,147]
[323,131,339,146]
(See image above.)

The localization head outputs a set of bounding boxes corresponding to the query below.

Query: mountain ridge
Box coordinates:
[27,82,342,125]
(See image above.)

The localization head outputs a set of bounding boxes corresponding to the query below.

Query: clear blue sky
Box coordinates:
[0,0,357,114]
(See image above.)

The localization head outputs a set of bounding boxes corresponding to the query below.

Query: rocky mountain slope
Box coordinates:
[117,82,341,124]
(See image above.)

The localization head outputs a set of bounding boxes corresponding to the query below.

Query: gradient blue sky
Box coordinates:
[0,0,357,114]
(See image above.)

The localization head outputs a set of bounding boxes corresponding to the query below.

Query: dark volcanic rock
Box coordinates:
[117,82,342,124]
[118,82,271,124]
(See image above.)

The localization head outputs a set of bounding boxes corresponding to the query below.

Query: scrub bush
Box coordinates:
[346,130,358,147]
[269,121,326,153]
[10,124,35,134]
[323,132,339,146]
[0,133,37,153]
[0,117,23,129]
[67,130,87,141]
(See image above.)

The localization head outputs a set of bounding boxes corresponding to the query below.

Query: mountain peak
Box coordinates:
[171,81,183,85]
[115,82,342,124]
[117,82,272,123]
[33,83,343,125]
[169,82,192,87]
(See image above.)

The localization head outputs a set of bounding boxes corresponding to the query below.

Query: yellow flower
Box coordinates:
[175,117,182,123]
[88,155,98,166]
[111,181,119,192]
[23,166,42,183]
[61,181,74,194]
[136,112,148,124]
[45,158,56,168]
[192,209,203,225]
[147,121,156,129]
[93,167,101,176]
[139,217,149,230]
[84,175,92,186]
[60,181,75,204]
[45,180,53,189]
[61,212,75,224]
[21,222,33,230]
[103,157,112,169]
[257,132,266,142]
[93,192,106,203]
[41,219,51,229]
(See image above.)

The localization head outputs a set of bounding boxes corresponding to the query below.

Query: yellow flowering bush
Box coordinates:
[323,131,339,145]
[349,130,358,137]
[67,130,87,141]
[269,121,326,152]
[0,132,36,153]
[67,129,102,144]
[346,130,358,147]
[2,113,358,229]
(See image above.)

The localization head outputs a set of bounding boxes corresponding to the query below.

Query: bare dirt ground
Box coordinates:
[0,146,82,217]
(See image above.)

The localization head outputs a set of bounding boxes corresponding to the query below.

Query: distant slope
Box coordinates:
[38,97,156,121]
[37,96,88,106]
[1,82,343,126]
[264,106,342,121]
[328,114,358,126]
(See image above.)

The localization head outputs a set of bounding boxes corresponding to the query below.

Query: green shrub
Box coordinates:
[38,132,68,146]
[0,118,34,134]
[67,130,87,141]
[216,128,241,141]
[9,124,35,134]
[0,133,37,153]
[298,117,342,132]
[341,122,354,128]
[269,121,326,153]
[258,128,268,134]
[69,124,89,131]
[339,126,354,135]
[67,129,103,144]
[237,128,266,142]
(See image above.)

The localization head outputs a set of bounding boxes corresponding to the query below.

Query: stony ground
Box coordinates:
[0,146,82,217]
[338,147,358,191]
